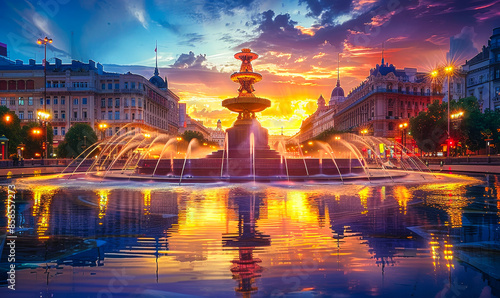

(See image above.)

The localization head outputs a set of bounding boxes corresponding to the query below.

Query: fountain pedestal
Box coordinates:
[226,119,270,158]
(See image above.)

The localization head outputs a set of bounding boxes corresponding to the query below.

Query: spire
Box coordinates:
[381,41,385,66]
[336,53,341,87]
[154,40,159,76]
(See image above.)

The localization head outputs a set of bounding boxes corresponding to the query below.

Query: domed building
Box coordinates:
[329,57,345,106]
[149,60,168,90]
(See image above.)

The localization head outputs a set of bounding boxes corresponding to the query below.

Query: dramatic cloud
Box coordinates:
[448,26,478,63]
[202,0,257,19]
[172,51,208,69]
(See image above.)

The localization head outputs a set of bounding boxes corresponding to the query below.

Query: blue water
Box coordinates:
[0,173,499,297]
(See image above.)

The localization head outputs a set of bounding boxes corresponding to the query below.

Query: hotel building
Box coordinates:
[0,56,179,147]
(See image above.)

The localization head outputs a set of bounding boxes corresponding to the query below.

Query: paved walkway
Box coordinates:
[428,164,500,174]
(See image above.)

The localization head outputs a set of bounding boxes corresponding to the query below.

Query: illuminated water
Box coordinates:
[1,174,500,297]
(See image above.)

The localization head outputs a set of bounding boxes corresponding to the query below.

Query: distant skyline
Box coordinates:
[1,0,499,135]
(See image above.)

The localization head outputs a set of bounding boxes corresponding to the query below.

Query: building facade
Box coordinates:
[462,27,500,111]
[209,119,225,147]
[292,57,442,142]
[0,57,180,147]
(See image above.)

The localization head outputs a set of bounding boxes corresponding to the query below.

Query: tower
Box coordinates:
[329,53,345,106]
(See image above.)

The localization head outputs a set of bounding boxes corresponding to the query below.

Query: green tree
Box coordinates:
[57,123,98,158]
[180,130,206,143]
[0,106,23,156]
[409,100,447,152]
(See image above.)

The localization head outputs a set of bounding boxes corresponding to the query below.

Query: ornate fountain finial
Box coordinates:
[223,48,271,120]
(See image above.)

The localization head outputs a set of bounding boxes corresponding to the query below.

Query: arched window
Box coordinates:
[0,80,6,90]
[8,80,16,90]
[387,83,393,91]
[26,80,34,89]
[17,80,25,90]
[406,86,410,94]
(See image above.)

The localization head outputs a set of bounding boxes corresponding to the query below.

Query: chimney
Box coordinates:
[15,59,23,65]
[88,60,95,69]
[29,59,35,66]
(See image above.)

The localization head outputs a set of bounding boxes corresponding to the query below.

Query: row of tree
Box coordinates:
[410,97,500,154]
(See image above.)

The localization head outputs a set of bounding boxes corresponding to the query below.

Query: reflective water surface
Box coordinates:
[1,174,500,297]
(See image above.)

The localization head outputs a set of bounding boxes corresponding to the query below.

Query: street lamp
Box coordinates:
[4,114,11,123]
[445,65,454,158]
[360,129,368,136]
[99,123,108,140]
[37,37,52,161]
[399,122,408,158]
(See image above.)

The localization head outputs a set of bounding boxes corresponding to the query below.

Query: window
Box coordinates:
[82,98,87,105]
[497,70,500,79]
[46,98,50,105]
[108,111,112,120]
[0,98,6,106]
[101,98,105,107]
[53,97,58,105]
[73,111,78,119]
[28,111,33,119]
[125,113,129,120]
[124,98,129,107]
[108,83,112,89]
[132,113,135,120]
[108,98,112,108]
[115,111,120,120]
[138,98,142,107]
[131,82,136,89]
[124,82,128,89]
[388,111,393,117]
[10,98,15,106]
[61,111,66,119]
[40,98,43,105]
[73,98,78,105]
[61,97,66,105]
[54,127,58,136]
[138,83,142,90]
[54,112,58,119]
[115,98,120,108]
[131,98,136,107]
[26,80,34,89]
[62,127,65,135]
[83,111,87,119]
[19,111,24,119]
[101,112,105,119]
[115,83,119,89]
[18,98,24,105]
[102,83,105,90]
[457,83,461,91]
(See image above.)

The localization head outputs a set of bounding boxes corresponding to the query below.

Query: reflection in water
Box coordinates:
[1,175,499,297]
[223,191,270,296]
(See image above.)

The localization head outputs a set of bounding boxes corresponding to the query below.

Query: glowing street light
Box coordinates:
[37,36,53,161]
[176,137,182,141]
[4,114,11,123]
[308,141,313,145]
[334,136,341,140]
[360,129,368,135]
[144,133,151,138]
[399,122,408,159]
[32,128,42,135]
[98,123,108,140]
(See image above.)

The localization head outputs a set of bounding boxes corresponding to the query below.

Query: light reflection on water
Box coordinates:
[1,174,499,297]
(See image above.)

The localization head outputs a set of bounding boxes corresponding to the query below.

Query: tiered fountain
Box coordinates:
[134,48,364,182]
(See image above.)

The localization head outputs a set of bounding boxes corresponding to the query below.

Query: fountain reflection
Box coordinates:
[223,190,270,296]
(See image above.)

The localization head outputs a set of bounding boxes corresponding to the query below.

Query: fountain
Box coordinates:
[132,49,368,182]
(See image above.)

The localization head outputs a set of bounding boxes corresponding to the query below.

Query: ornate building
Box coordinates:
[209,119,225,147]
[292,56,442,142]
[0,55,180,147]
[463,27,500,111]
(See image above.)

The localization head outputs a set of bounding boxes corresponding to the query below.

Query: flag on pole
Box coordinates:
[155,46,157,52]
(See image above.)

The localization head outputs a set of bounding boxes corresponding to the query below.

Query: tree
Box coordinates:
[409,100,447,152]
[57,123,98,158]
[0,106,23,156]
[180,130,206,143]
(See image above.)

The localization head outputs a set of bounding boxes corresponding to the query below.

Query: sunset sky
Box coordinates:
[1,0,499,135]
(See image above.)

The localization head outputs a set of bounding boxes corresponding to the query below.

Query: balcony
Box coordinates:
[70,118,90,122]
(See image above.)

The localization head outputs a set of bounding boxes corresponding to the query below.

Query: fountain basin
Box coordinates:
[222,97,271,113]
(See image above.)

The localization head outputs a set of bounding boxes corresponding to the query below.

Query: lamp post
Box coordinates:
[399,122,408,159]
[99,123,108,140]
[445,65,454,159]
[37,36,53,161]
[37,111,50,160]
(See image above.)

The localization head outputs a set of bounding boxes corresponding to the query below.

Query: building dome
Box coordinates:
[149,75,167,89]
[331,81,344,98]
